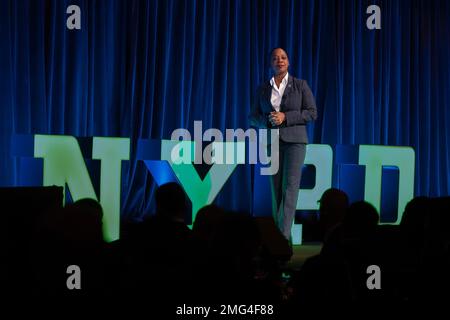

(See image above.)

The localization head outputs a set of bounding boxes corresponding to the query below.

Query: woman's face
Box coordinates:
[271,49,289,75]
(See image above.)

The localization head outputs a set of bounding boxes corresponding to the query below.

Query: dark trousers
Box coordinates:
[271,141,306,240]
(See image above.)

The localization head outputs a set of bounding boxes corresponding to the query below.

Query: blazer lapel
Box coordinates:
[262,81,275,111]
[280,76,294,109]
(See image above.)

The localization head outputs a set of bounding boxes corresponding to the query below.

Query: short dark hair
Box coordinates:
[155,182,187,217]
[269,47,289,59]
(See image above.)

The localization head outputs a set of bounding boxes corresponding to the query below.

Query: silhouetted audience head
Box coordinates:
[400,196,430,246]
[63,198,104,246]
[192,204,226,244]
[401,196,430,227]
[428,197,450,255]
[155,182,188,222]
[318,188,349,239]
[343,201,379,237]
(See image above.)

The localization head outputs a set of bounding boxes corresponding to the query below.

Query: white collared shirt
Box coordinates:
[270,72,289,112]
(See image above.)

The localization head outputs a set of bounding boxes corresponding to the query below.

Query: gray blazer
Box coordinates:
[249,75,317,143]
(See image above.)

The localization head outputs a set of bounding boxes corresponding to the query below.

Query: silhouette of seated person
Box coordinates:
[317,188,349,242]
[32,198,106,296]
[191,204,226,263]
[400,197,430,253]
[124,182,193,301]
[412,196,450,302]
[192,211,281,303]
[391,196,430,300]
[338,201,382,301]
[3,186,63,297]
[291,201,380,305]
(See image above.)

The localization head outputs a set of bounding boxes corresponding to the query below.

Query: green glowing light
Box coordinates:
[92,137,130,242]
[359,145,415,224]
[34,135,130,242]
[161,140,240,224]
[297,144,333,210]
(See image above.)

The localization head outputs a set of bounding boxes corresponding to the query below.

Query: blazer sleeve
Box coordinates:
[249,86,269,128]
[284,80,318,126]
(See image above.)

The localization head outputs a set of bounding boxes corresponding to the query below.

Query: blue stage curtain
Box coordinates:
[1,0,449,218]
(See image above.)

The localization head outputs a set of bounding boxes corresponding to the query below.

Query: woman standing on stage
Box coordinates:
[249,48,317,241]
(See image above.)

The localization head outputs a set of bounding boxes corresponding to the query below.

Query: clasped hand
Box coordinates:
[269,111,285,126]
